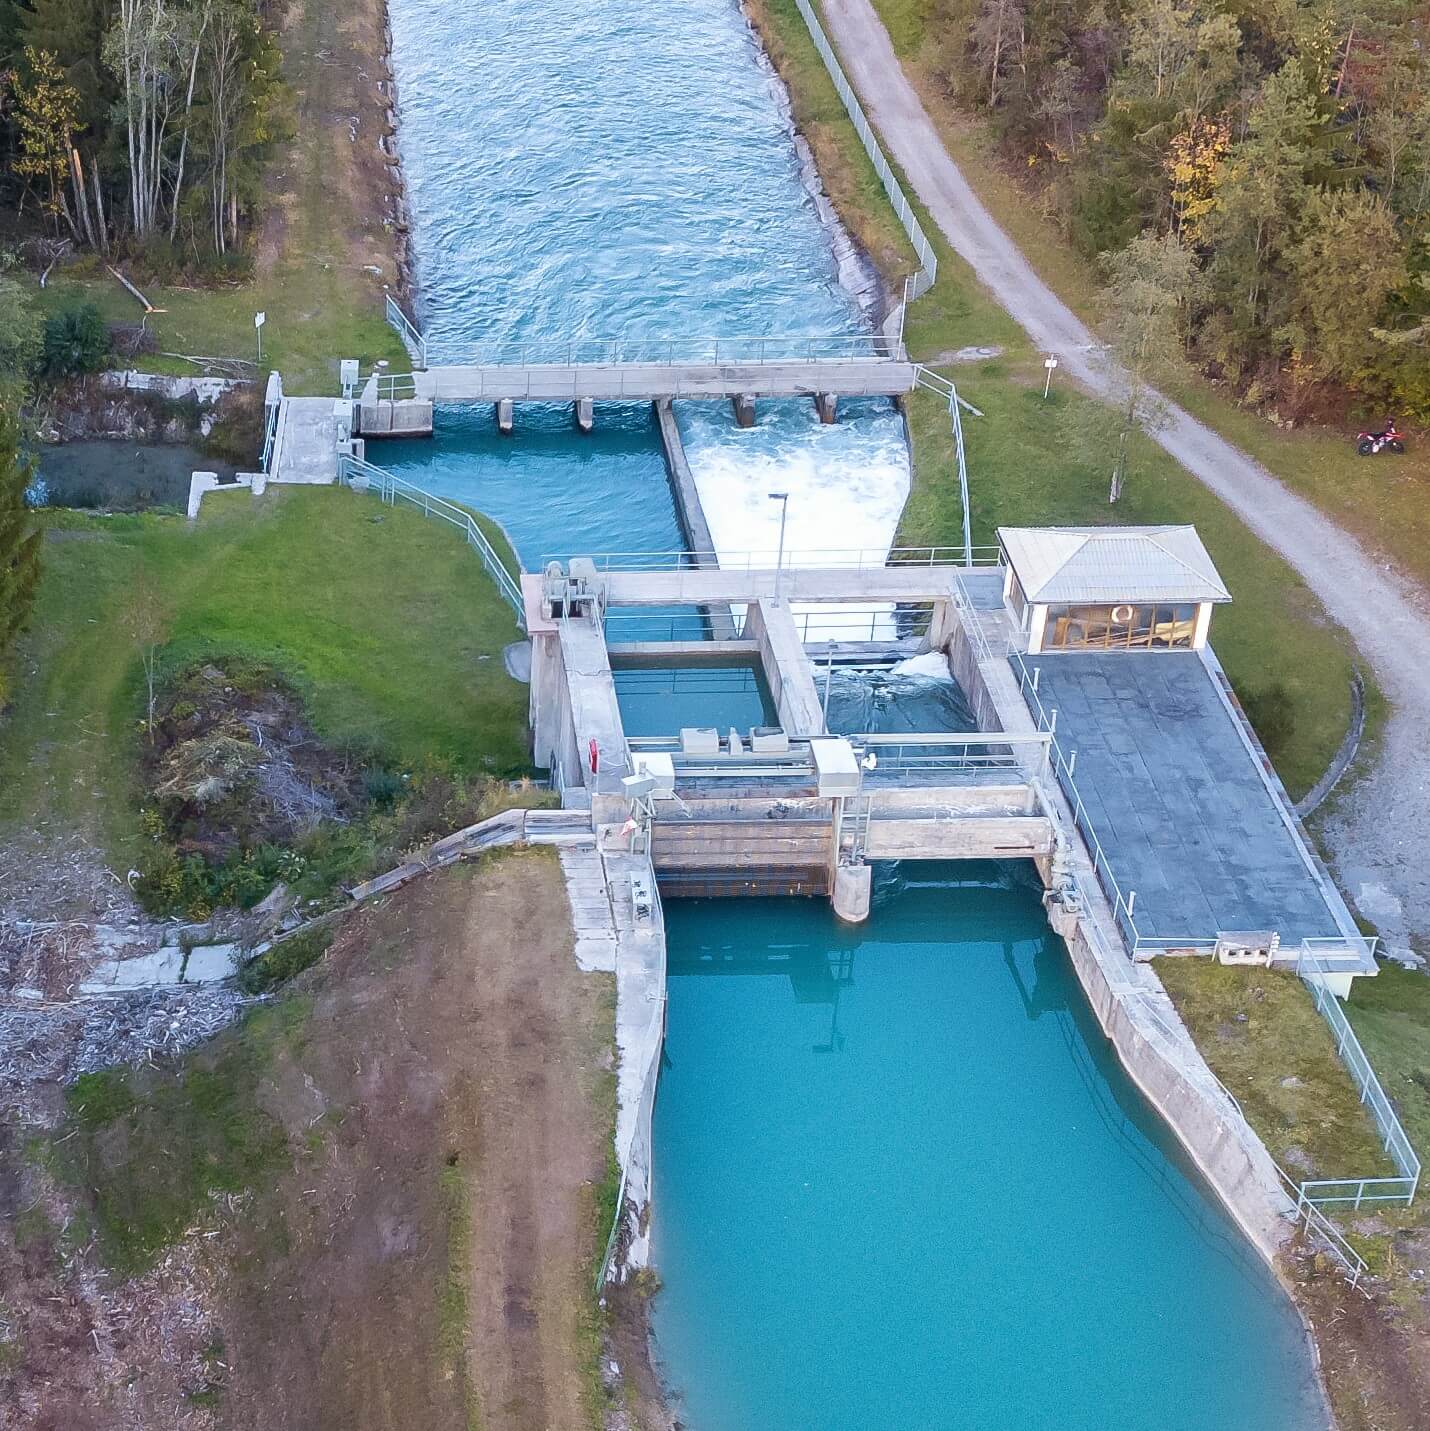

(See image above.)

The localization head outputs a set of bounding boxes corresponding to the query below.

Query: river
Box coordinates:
[381,0,1327,1424]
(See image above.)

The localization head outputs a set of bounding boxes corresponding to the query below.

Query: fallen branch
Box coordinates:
[106,264,161,314]
[158,352,257,369]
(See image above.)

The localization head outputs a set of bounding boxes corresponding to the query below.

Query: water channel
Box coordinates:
[382,0,1327,1423]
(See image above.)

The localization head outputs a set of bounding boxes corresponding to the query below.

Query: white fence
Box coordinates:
[336,455,524,620]
[384,294,428,369]
[793,0,937,301]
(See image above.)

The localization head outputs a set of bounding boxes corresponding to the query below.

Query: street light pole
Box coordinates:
[769,491,789,601]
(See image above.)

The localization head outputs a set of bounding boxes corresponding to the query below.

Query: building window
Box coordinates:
[1043,603,1198,651]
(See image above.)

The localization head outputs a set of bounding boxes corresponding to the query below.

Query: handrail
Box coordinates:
[545,545,1002,572]
[384,294,428,369]
[336,455,525,621]
[792,0,936,303]
[914,367,981,566]
[441,331,901,367]
[1296,943,1420,1204]
[260,371,283,473]
[369,371,418,402]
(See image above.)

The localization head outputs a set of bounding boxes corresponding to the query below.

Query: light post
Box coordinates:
[768,491,789,601]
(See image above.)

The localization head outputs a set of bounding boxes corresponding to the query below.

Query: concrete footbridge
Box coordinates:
[357,305,917,435]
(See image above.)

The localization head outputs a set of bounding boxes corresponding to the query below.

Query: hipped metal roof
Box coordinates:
[997,526,1232,605]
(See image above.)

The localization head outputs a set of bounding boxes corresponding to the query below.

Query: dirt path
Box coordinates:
[818,0,1430,952]
[216,849,617,1431]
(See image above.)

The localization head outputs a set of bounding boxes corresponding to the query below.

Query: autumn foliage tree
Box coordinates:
[931,0,1430,418]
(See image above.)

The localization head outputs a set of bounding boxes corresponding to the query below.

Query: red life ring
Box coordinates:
[588,738,599,774]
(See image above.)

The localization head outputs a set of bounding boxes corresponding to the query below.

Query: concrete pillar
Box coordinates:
[832,862,872,923]
[814,392,837,425]
[732,394,756,429]
[575,398,594,433]
[495,399,514,435]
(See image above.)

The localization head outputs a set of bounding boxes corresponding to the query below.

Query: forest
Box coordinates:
[0,0,286,270]
[927,0,1430,419]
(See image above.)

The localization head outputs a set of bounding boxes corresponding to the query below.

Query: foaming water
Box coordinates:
[382,0,908,569]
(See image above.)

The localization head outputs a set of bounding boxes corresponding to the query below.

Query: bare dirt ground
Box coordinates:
[261,0,406,291]
[0,850,663,1430]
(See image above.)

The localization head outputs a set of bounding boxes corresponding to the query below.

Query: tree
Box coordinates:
[11,47,83,238]
[1116,0,1239,123]
[971,0,1024,110]
[1085,230,1202,500]
[0,404,42,706]
[1207,58,1322,353]
[127,564,172,739]
[0,276,43,399]
[1283,188,1405,385]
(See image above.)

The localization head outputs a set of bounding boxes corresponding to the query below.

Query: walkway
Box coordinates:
[820,0,1430,951]
[270,397,338,484]
[379,356,916,404]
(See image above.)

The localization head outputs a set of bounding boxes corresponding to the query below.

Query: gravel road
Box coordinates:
[821,0,1430,954]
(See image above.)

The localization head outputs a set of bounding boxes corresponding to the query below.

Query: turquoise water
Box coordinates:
[653,876,1327,1431]
[613,662,774,738]
[382,0,1327,1421]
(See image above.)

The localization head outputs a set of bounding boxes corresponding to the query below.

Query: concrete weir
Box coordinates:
[529,555,1312,1280]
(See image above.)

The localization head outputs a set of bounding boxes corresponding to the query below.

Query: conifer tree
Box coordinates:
[0,404,41,706]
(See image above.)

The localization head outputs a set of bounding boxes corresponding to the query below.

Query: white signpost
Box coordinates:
[255,311,266,364]
[1042,355,1058,399]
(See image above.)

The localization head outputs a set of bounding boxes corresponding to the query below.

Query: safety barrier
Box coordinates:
[384,294,428,368]
[260,371,283,473]
[1295,942,1420,1205]
[793,0,937,302]
[553,544,1001,573]
[336,455,524,620]
[914,367,981,565]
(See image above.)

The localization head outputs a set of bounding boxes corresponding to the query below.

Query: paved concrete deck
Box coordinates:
[271,398,338,484]
[1024,653,1344,944]
[390,357,916,404]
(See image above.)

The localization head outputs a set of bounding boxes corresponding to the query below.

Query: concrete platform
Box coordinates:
[270,398,338,484]
[395,357,916,404]
[1021,652,1351,946]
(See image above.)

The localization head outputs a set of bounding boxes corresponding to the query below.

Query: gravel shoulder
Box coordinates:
[819,0,1430,952]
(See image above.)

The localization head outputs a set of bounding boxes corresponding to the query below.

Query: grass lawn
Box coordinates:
[0,487,529,876]
[858,0,1430,596]
[1347,965,1430,1176]
[14,0,409,395]
[750,0,1363,800]
[1156,959,1396,1185]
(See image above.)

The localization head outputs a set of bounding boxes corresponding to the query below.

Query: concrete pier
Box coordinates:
[815,392,838,424]
[733,393,756,428]
[496,398,514,434]
[832,862,871,921]
[575,397,594,432]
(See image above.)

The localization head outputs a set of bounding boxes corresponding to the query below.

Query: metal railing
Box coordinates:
[915,367,980,566]
[368,370,418,402]
[384,294,428,368]
[336,455,525,620]
[441,331,900,367]
[550,545,1002,573]
[1010,647,1165,959]
[1295,943,1420,1205]
[260,371,283,472]
[793,0,937,301]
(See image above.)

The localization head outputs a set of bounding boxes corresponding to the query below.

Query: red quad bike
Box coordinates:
[1357,419,1406,456]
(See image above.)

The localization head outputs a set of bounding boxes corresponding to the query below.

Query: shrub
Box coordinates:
[40,304,112,379]
[361,765,404,809]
